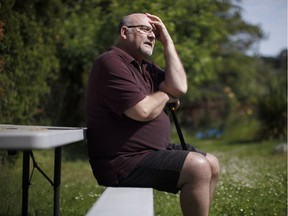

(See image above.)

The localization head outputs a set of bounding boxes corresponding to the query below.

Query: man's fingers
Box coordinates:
[145,13,160,21]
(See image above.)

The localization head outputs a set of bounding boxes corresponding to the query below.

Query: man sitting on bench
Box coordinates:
[86,12,220,216]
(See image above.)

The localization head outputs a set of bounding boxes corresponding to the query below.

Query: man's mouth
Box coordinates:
[144,41,153,47]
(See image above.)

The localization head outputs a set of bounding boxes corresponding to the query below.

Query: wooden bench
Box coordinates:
[85,187,154,216]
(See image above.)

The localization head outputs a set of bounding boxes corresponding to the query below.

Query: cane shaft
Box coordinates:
[170,109,187,150]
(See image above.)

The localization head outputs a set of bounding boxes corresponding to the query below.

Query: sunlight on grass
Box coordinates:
[212,151,286,215]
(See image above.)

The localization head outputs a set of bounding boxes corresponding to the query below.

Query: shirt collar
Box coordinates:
[110,46,148,67]
[110,46,135,63]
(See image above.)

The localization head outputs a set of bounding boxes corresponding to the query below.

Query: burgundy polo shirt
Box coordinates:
[86,46,170,185]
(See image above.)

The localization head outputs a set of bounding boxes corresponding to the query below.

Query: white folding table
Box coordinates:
[0,124,86,216]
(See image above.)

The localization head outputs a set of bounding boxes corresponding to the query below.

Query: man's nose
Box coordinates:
[147,31,156,39]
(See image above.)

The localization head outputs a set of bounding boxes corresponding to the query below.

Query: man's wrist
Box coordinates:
[158,91,170,102]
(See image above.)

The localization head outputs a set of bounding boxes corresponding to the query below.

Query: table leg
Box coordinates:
[22,151,31,216]
[53,147,62,216]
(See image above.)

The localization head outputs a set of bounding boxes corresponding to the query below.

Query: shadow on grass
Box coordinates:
[62,140,89,161]
[227,138,262,145]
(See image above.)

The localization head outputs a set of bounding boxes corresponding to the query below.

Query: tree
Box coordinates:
[255,49,287,140]
[44,0,102,126]
[0,0,61,124]
[1,0,269,139]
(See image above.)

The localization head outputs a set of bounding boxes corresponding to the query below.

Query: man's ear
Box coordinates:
[120,26,128,39]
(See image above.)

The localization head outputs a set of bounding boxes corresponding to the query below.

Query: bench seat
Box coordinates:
[85,187,154,216]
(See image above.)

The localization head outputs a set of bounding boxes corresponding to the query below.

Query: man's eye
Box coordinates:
[141,27,151,32]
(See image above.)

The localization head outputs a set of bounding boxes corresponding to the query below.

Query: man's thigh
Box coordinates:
[116,144,206,194]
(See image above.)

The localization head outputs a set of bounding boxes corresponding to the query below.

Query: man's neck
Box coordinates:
[115,43,144,64]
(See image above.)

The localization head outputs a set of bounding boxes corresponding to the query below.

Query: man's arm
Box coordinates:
[147,13,188,98]
[125,14,186,122]
[124,91,178,122]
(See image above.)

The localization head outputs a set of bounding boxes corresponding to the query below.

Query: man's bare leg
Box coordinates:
[177,152,220,216]
[206,153,220,202]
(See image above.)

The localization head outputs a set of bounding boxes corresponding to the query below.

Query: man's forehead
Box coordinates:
[129,13,150,25]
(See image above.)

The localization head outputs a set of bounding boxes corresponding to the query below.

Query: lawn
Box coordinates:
[0,139,286,215]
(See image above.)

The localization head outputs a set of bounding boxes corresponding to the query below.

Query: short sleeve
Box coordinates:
[97,56,146,116]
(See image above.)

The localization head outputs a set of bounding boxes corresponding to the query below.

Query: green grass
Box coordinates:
[210,141,287,216]
[0,139,287,216]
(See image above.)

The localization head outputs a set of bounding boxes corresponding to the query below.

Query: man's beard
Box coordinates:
[140,46,153,57]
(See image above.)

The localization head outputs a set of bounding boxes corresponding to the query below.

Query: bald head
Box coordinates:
[117,13,150,34]
[115,13,157,61]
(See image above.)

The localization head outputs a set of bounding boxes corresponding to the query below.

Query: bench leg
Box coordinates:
[53,147,62,216]
[22,151,31,216]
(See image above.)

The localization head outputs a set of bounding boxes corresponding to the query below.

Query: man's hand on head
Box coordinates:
[145,13,173,45]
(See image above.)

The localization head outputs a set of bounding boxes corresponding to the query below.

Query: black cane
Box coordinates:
[168,104,187,150]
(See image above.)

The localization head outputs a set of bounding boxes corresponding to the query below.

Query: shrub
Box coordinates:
[255,73,287,140]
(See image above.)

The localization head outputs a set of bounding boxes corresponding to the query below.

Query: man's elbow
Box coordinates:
[172,85,188,98]
[179,84,188,95]
[160,82,187,98]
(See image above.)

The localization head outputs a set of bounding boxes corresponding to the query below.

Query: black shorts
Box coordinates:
[115,143,206,194]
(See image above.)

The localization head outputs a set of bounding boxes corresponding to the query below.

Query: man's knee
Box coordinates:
[178,152,212,187]
[206,153,220,178]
